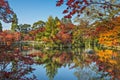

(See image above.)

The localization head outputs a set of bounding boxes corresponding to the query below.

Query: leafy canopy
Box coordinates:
[0,0,14,23]
[56,0,120,19]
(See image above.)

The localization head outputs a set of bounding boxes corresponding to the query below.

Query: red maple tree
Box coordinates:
[0,0,14,23]
[56,0,120,18]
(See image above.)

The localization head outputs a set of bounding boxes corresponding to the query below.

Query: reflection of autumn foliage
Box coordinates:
[29,51,72,65]
[97,50,117,65]
[0,52,36,80]
[28,52,44,58]
[0,52,34,65]
[96,50,120,79]
[52,52,72,64]
[57,52,72,64]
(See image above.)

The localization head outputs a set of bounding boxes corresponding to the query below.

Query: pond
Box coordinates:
[0,45,120,80]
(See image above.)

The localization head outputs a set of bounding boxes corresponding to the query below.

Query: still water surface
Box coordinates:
[0,47,120,80]
[31,64,77,80]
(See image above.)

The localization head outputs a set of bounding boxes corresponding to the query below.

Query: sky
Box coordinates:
[2,0,67,30]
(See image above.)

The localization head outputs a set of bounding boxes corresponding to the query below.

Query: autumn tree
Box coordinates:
[56,0,120,20]
[55,17,61,27]
[45,16,59,38]
[56,22,74,47]
[0,0,14,23]
[72,19,89,48]
[99,26,120,47]
[37,16,60,43]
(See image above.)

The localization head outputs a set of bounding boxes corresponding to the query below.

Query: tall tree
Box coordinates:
[36,16,60,44]
[44,16,58,38]
[17,24,31,34]
[0,22,2,32]
[32,20,45,30]
[55,17,60,23]
[11,13,18,32]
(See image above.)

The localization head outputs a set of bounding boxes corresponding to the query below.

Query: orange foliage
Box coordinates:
[28,52,43,58]
[98,16,120,47]
[99,26,120,46]
[96,49,120,79]
[58,23,74,32]
[97,50,117,65]
[56,23,74,44]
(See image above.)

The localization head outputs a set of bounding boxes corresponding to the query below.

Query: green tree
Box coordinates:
[35,16,61,48]
[11,13,18,32]
[41,16,59,40]
[32,20,45,30]
[45,16,60,43]
[17,24,31,34]
[55,17,60,23]
[0,22,2,31]
[45,61,58,80]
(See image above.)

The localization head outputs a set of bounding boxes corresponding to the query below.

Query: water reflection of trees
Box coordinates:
[96,50,120,79]
[29,47,120,80]
[74,62,112,80]
[1,44,120,80]
[29,48,89,80]
[73,49,120,80]
[45,60,59,80]
[0,51,36,80]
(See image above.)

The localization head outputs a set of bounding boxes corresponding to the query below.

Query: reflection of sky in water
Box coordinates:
[31,64,77,80]
[31,64,49,80]
[54,65,77,80]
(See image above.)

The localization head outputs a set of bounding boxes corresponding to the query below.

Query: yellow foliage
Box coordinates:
[42,37,52,42]
[109,60,117,65]
[84,17,120,47]
[98,26,120,46]
[97,50,117,65]
[56,22,61,26]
